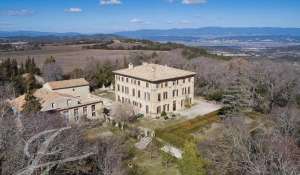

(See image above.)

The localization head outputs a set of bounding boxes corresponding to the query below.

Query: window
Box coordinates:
[173,90,176,97]
[173,101,176,111]
[117,85,120,91]
[122,86,124,93]
[146,105,149,114]
[188,78,191,82]
[63,110,69,122]
[132,89,135,96]
[91,105,96,117]
[156,84,159,88]
[138,90,141,98]
[157,106,161,114]
[163,92,168,99]
[188,87,191,94]
[165,82,168,87]
[67,99,71,106]
[161,83,163,88]
[126,78,128,82]
[158,93,161,102]
[121,77,124,82]
[83,106,87,116]
[138,81,140,86]
[118,96,121,102]
[74,108,79,121]
[146,83,149,88]
[51,103,55,109]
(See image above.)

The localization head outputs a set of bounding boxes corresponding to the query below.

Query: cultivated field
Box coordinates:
[0,44,167,73]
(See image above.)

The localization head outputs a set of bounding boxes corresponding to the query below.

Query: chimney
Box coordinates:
[128,63,134,69]
[151,66,155,72]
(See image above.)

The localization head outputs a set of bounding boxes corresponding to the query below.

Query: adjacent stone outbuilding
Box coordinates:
[10,78,103,122]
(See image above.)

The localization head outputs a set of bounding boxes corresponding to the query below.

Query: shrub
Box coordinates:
[161,111,167,117]
[296,94,300,107]
[207,90,224,101]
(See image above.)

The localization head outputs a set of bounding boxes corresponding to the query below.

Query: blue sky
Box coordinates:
[0,0,299,33]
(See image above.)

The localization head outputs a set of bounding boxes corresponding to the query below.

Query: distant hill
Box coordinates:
[0,31,121,43]
[0,31,82,37]
[115,27,300,40]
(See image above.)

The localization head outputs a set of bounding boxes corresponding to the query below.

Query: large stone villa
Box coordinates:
[10,78,103,122]
[113,63,196,117]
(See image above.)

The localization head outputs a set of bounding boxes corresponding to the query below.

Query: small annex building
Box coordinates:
[10,78,103,122]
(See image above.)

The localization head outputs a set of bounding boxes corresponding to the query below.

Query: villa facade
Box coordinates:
[113,63,196,117]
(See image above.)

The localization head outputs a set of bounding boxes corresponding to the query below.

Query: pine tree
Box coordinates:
[221,70,253,116]
[24,73,40,92]
[178,142,206,175]
[22,90,42,114]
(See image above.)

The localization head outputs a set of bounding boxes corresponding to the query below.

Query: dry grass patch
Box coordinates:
[156,111,220,148]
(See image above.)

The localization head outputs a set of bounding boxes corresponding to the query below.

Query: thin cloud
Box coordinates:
[100,0,122,5]
[182,0,207,5]
[130,18,144,24]
[168,0,207,5]
[65,8,82,13]
[0,22,14,26]
[1,9,34,16]
[179,20,191,24]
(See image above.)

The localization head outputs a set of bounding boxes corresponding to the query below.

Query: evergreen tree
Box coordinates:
[24,73,40,92]
[178,142,206,175]
[22,90,42,114]
[11,75,25,96]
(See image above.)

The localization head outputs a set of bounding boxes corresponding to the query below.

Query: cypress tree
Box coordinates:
[22,90,42,114]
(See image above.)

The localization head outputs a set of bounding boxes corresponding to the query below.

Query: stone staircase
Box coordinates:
[134,137,152,150]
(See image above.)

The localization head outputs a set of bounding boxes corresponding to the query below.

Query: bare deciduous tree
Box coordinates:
[95,136,128,175]
[110,103,136,129]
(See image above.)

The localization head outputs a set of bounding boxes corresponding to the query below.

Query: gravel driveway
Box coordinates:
[177,99,222,119]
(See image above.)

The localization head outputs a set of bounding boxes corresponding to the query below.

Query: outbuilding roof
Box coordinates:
[46,78,89,90]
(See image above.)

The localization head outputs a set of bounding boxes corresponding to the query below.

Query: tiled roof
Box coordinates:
[9,88,76,112]
[46,78,89,90]
[113,63,196,82]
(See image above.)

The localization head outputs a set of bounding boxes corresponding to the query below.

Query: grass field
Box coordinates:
[0,44,166,73]
[155,111,220,148]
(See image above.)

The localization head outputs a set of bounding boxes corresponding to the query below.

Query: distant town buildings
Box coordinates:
[113,63,196,117]
[10,78,103,122]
